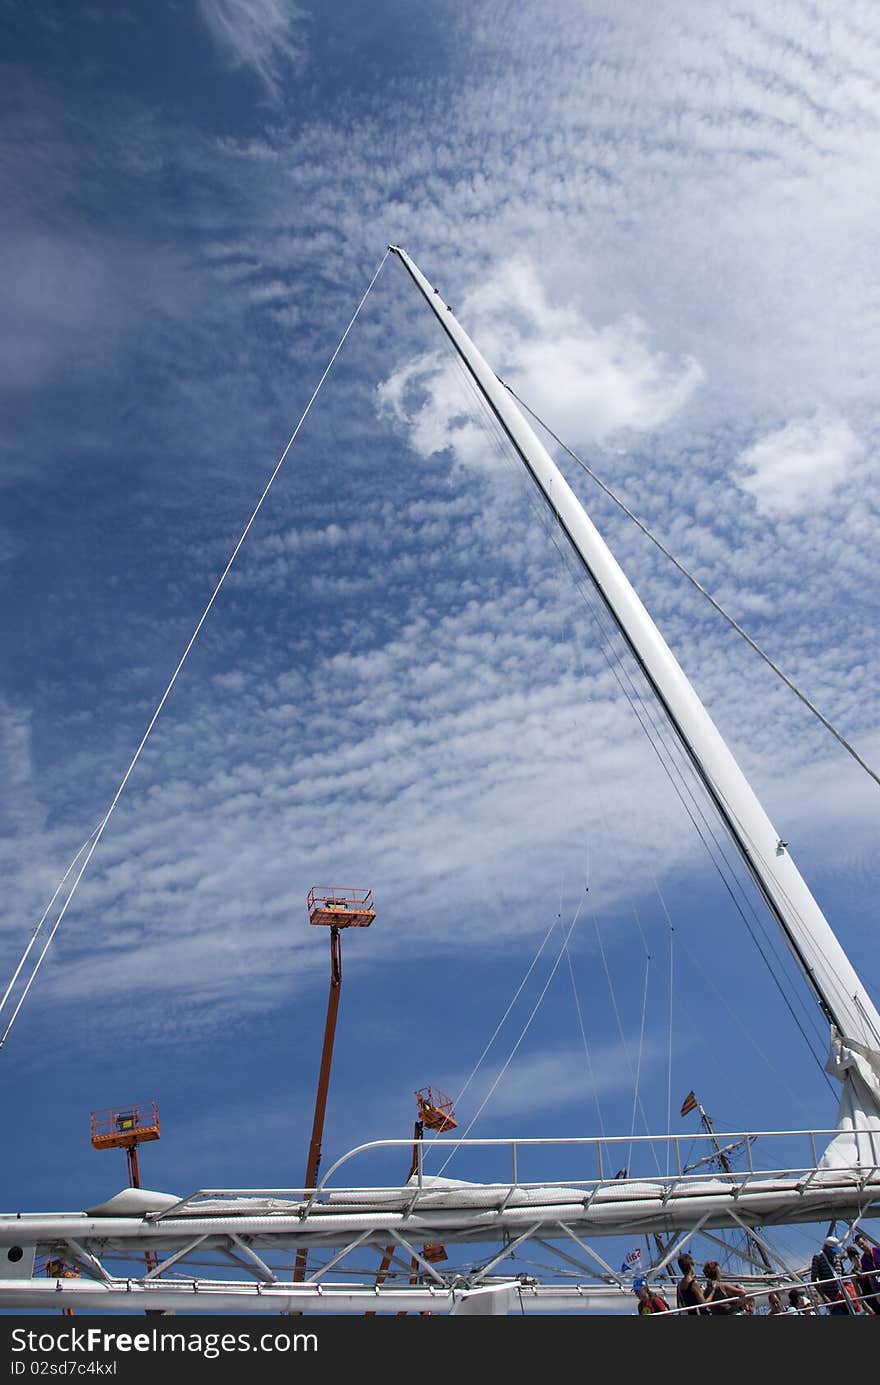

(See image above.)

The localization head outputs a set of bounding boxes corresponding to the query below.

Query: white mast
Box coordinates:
[390,245,880,1155]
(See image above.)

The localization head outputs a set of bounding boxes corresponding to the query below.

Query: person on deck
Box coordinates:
[675,1253,708,1315]
[810,1236,852,1314]
[853,1233,880,1315]
[845,1245,877,1315]
[786,1287,816,1315]
[702,1261,747,1314]
[633,1277,670,1315]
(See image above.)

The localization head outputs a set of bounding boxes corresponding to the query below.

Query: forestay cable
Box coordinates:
[0,824,101,1036]
[0,249,391,1052]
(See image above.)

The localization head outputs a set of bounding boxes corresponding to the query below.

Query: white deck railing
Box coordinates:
[148,1126,880,1224]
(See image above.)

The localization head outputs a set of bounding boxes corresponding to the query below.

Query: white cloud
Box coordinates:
[378,259,704,472]
[735,415,864,517]
[465,261,705,442]
[198,0,306,96]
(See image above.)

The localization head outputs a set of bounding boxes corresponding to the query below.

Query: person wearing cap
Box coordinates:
[810,1235,852,1314]
[632,1276,670,1315]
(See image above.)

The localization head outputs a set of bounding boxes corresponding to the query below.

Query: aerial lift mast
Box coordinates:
[293,886,375,1283]
[368,1086,458,1312]
[89,1100,162,1287]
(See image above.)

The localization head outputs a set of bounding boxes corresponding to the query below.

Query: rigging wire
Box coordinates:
[627,956,652,1173]
[555,618,653,1149]
[561,555,833,1070]
[589,906,662,1176]
[0,823,101,1043]
[436,898,587,1176]
[0,249,391,1053]
[430,913,560,1143]
[568,555,834,1081]
[564,949,606,1140]
[560,626,678,1160]
[524,443,770,934]
[502,380,880,791]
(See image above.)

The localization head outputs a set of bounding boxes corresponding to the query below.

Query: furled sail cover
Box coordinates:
[821,1030,880,1168]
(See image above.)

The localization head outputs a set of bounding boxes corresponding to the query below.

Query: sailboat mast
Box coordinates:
[390,245,880,1054]
[695,1098,773,1272]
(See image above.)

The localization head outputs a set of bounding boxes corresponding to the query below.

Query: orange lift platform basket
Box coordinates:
[307,886,376,929]
[89,1102,161,1152]
[415,1086,458,1133]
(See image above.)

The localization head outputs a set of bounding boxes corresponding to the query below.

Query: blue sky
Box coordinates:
[1,0,879,1288]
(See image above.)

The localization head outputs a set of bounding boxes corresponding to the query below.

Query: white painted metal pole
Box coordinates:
[390,245,880,1053]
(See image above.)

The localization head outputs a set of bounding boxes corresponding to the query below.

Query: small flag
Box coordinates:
[614,1166,628,1179]
[621,1246,643,1275]
[680,1090,698,1117]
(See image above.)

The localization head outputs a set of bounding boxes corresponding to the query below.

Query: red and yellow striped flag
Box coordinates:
[680,1090,698,1117]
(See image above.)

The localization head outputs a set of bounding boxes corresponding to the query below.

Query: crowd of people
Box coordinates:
[632,1232,880,1316]
[808,1233,880,1316]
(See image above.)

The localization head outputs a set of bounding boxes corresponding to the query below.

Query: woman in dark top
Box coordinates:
[676,1253,708,1315]
[703,1260,747,1314]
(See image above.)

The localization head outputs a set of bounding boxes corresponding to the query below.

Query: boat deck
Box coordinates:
[1,1129,878,1313]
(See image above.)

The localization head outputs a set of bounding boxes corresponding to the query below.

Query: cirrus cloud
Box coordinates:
[199,0,307,96]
